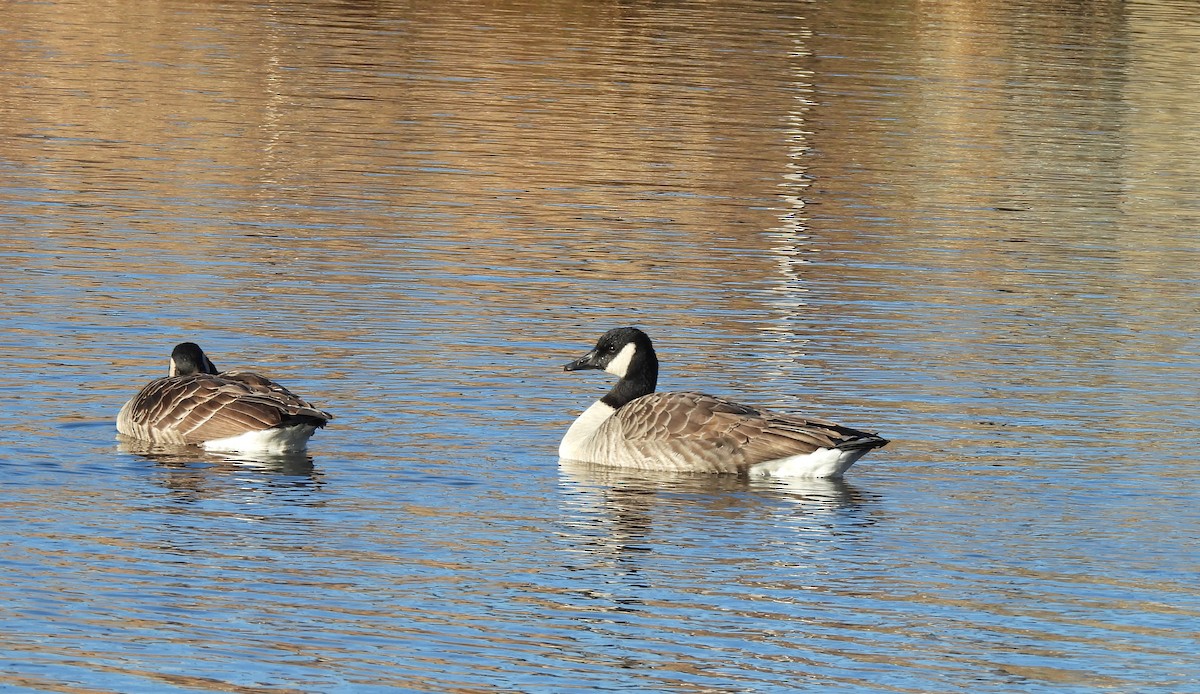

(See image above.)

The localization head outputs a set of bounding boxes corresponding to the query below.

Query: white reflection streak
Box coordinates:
[763,32,817,357]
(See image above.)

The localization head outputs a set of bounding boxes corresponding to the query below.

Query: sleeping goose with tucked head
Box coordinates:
[116,342,332,453]
[560,327,888,478]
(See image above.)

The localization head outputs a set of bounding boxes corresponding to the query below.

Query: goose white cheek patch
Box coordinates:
[604,342,637,378]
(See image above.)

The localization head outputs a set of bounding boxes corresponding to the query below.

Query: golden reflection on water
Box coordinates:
[1,0,822,374]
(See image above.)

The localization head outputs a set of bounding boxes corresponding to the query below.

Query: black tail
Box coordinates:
[838,434,889,452]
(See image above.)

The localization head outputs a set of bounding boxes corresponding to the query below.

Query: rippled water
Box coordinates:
[3,0,1199,691]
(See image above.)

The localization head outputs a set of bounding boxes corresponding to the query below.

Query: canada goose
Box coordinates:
[116,342,332,453]
[560,327,888,477]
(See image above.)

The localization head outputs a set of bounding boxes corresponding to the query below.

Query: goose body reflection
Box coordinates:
[560,328,887,478]
[117,342,332,453]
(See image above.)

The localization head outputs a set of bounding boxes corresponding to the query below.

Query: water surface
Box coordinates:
[2,0,1199,691]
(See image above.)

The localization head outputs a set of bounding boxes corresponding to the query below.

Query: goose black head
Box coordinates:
[563,327,659,406]
[170,342,219,377]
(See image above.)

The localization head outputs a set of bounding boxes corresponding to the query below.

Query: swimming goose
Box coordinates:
[117,342,332,453]
[560,327,888,477]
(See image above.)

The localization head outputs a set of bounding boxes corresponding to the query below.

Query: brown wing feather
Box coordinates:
[603,391,884,471]
[119,372,331,445]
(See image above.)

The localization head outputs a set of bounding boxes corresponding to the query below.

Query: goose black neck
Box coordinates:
[172,342,218,376]
[600,347,658,409]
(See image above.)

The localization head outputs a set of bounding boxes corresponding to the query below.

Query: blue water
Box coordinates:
[2,0,1199,691]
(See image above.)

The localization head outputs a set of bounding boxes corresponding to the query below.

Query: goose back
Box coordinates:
[117,371,331,448]
[572,391,886,474]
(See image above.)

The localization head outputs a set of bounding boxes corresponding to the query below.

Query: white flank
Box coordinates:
[115,398,136,437]
[202,425,318,454]
[559,400,616,459]
[604,342,637,378]
[749,447,868,479]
